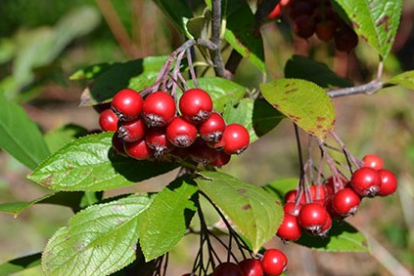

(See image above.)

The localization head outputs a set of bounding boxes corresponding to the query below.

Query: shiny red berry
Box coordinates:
[189,138,219,164]
[124,139,153,160]
[118,117,146,142]
[350,167,381,197]
[209,151,231,167]
[283,202,302,216]
[378,169,398,196]
[145,127,174,157]
[298,203,329,235]
[142,91,176,127]
[238,258,264,276]
[325,176,347,195]
[213,262,244,276]
[221,123,250,155]
[111,89,143,120]
[331,188,360,217]
[310,185,327,201]
[284,189,306,204]
[277,213,302,241]
[261,249,288,276]
[99,108,119,132]
[179,88,213,123]
[363,154,384,170]
[166,116,198,147]
[198,112,226,142]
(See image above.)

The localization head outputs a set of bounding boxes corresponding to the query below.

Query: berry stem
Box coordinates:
[187,48,199,88]
[330,131,363,169]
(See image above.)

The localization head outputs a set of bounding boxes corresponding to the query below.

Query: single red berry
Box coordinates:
[350,167,381,197]
[261,249,288,276]
[145,127,174,158]
[325,176,347,195]
[198,112,226,142]
[283,202,302,216]
[118,117,146,142]
[209,151,231,167]
[315,20,337,41]
[99,108,119,132]
[334,26,358,52]
[319,213,332,236]
[111,132,126,155]
[166,116,198,147]
[331,188,360,217]
[189,138,219,164]
[179,88,213,124]
[212,262,244,276]
[277,213,302,241]
[111,89,143,120]
[284,189,306,204]
[268,3,282,19]
[124,139,153,160]
[221,123,250,155]
[293,14,316,39]
[378,169,398,196]
[362,154,384,170]
[238,258,264,276]
[298,203,329,235]
[309,185,327,201]
[142,91,176,127]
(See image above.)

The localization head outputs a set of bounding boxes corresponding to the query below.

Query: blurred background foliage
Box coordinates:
[0,0,413,275]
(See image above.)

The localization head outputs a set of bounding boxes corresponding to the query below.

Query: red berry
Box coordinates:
[145,127,174,157]
[179,88,213,123]
[124,139,153,160]
[362,154,384,170]
[334,26,358,52]
[209,151,231,167]
[189,138,219,164]
[331,188,360,217]
[221,124,250,155]
[268,3,282,19]
[315,20,337,42]
[111,132,126,155]
[320,213,332,236]
[293,14,316,39]
[277,213,302,241]
[325,176,347,195]
[213,262,244,276]
[284,189,306,204]
[99,109,119,132]
[111,89,143,120]
[238,258,264,276]
[198,112,226,142]
[166,116,198,147]
[118,117,146,142]
[350,167,381,197]
[310,185,327,201]
[142,91,176,127]
[261,249,287,276]
[298,203,329,235]
[283,202,302,216]
[378,169,398,196]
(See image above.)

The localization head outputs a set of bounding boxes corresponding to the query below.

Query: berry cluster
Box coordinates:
[268,0,358,52]
[98,87,250,167]
[277,154,398,241]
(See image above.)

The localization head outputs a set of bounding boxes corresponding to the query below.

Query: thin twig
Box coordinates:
[327,80,384,98]
[210,0,226,77]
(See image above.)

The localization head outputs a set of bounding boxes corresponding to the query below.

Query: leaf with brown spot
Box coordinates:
[386,70,414,90]
[260,79,336,140]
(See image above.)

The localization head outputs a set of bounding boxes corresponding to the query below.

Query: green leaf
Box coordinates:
[185,16,209,40]
[385,70,414,90]
[332,0,402,59]
[44,124,89,153]
[42,195,152,276]
[263,178,299,202]
[224,0,266,72]
[78,56,168,106]
[284,55,352,88]
[28,132,178,191]
[70,63,113,80]
[151,0,193,34]
[188,77,246,112]
[295,220,370,252]
[0,94,50,169]
[139,177,198,261]
[223,98,284,143]
[260,79,336,140]
[196,171,283,252]
[0,252,41,276]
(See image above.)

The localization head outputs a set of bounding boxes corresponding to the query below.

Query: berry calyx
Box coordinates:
[238,258,264,276]
[145,127,174,157]
[221,123,250,155]
[142,91,176,127]
[261,249,288,276]
[118,117,146,142]
[198,112,226,142]
[99,108,119,132]
[362,154,384,170]
[277,213,302,241]
[179,88,213,124]
[166,116,198,147]
[298,203,329,235]
[378,169,398,196]
[331,188,360,217]
[212,262,244,276]
[111,89,143,120]
[350,167,381,197]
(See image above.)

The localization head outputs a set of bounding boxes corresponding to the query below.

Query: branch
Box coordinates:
[327,80,384,98]
[210,0,226,78]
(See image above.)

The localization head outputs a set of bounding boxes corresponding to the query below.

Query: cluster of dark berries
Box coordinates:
[98,88,250,166]
[268,0,358,52]
[276,154,398,241]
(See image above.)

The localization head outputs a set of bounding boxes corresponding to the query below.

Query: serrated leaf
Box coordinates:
[151,0,193,34]
[285,55,352,88]
[260,79,336,140]
[332,0,402,59]
[223,98,284,143]
[386,70,414,90]
[295,220,370,252]
[44,124,89,153]
[188,77,246,112]
[0,252,41,276]
[0,94,50,169]
[42,195,152,276]
[139,177,198,261]
[224,0,266,72]
[263,178,299,202]
[78,56,168,106]
[196,171,283,252]
[28,132,178,191]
